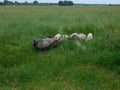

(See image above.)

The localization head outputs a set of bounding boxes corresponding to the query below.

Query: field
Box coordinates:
[0,6,120,90]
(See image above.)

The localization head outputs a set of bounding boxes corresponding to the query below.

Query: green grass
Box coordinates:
[0,6,120,90]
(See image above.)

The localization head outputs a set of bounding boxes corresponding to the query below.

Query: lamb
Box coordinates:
[69,33,79,39]
[78,33,86,40]
[86,33,93,41]
[32,37,61,51]
[54,34,62,40]
[55,33,69,40]
[70,33,87,40]
[62,35,69,40]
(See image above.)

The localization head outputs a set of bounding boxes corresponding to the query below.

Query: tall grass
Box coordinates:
[0,6,120,89]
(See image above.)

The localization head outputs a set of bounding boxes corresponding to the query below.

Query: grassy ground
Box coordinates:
[0,6,120,90]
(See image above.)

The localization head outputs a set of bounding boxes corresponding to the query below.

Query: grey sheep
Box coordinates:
[32,37,61,51]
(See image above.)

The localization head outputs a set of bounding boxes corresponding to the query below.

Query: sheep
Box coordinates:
[62,35,69,40]
[32,37,61,51]
[69,33,79,39]
[86,33,93,41]
[78,33,86,40]
[54,34,62,40]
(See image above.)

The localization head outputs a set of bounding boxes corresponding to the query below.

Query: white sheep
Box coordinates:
[86,33,93,41]
[54,34,61,39]
[62,35,69,40]
[54,33,63,41]
[78,33,86,40]
[70,33,79,39]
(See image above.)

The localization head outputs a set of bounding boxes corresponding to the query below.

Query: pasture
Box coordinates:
[0,6,120,89]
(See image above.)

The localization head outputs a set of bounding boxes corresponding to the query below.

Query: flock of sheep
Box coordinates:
[32,33,93,51]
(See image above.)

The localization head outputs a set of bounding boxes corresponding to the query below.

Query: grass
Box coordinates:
[0,6,120,89]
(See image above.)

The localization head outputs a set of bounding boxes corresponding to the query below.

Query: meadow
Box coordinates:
[0,6,120,90]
